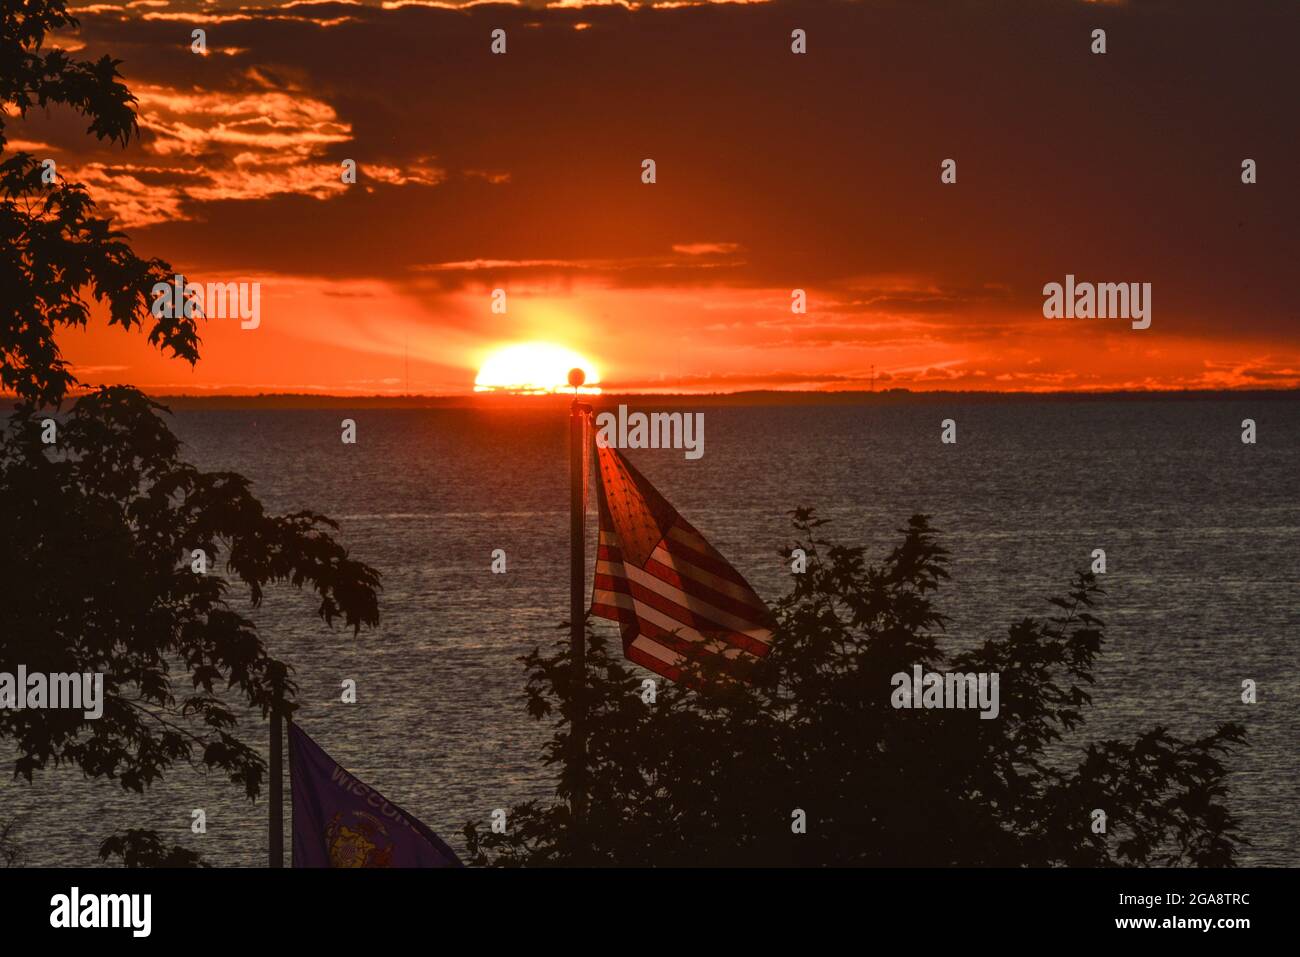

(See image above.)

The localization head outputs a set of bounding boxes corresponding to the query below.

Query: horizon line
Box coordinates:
[18,385,1296,408]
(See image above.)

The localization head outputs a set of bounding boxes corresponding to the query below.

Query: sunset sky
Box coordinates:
[14,0,1300,394]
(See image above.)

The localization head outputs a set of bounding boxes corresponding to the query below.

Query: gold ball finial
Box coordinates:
[567,367,586,388]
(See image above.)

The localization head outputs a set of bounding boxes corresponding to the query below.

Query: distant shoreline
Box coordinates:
[40,387,1300,410]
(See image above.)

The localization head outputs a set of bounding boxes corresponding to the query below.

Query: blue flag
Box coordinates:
[288,722,463,868]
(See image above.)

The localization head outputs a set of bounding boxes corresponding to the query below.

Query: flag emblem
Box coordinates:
[589,440,774,682]
[326,810,394,867]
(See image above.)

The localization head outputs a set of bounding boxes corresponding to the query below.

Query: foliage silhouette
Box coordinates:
[0,816,22,867]
[99,829,209,868]
[1,1,194,408]
[1,1,380,865]
[465,511,1246,866]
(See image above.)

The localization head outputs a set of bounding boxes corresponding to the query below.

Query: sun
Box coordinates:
[474,342,601,394]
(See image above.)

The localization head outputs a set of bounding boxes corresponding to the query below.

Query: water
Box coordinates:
[5,397,1297,866]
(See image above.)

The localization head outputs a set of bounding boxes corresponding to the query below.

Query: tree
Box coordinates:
[1,0,195,408]
[465,511,1246,866]
[1,1,381,866]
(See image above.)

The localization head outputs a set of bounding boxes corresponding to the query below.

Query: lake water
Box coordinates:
[5,396,1297,866]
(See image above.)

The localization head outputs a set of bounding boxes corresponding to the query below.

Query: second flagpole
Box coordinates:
[567,369,589,850]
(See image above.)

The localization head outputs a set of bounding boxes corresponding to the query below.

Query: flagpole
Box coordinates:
[269,709,283,868]
[567,368,588,843]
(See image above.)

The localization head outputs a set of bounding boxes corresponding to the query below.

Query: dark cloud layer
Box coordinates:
[20,0,1300,354]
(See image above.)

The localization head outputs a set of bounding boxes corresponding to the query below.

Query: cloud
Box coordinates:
[672,242,741,256]
[15,0,1300,394]
[5,138,57,152]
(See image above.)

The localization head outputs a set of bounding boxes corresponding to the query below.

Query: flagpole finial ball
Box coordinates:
[567,367,586,388]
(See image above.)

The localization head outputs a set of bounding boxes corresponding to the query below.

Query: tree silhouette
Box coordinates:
[1,1,195,407]
[465,512,1246,866]
[1,1,380,866]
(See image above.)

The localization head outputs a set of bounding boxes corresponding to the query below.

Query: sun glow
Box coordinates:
[474,342,602,394]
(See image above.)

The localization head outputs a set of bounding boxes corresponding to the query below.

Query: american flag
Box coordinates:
[589,437,774,683]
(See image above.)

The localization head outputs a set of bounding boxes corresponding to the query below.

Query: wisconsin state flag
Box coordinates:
[289,722,462,868]
[589,441,775,682]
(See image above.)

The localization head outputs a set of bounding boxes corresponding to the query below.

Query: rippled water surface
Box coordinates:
[5,397,1297,866]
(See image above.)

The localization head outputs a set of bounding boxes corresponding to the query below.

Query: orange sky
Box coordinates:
[17,1,1300,394]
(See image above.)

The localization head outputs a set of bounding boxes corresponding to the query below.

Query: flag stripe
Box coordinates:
[625,642,685,683]
[593,606,753,671]
[594,566,769,644]
[627,631,759,680]
[632,621,758,664]
[596,563,773,648]
[597,557,769,636]
[641,553,771,622]
[593,576,772,658]
[600,535,768,615]
[662,524,755,589]
[596,595,768,682]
